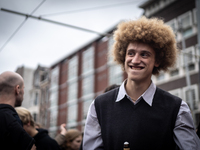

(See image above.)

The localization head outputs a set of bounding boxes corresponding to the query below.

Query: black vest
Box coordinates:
[95,87,182,150]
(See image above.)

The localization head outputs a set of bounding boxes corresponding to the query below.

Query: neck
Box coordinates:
[0,95,15,107]
[125,79,151,101]
[29,127,39,137]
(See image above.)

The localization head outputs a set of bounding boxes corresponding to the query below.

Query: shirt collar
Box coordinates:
[116,79,156,106]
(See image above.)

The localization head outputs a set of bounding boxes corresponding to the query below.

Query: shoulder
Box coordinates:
[35,129,59,147]
[0,105,18,125]
[155,87,182,101]
[154,87,182,106]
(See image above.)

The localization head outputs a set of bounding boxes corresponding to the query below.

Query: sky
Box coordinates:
[0,0,145,73]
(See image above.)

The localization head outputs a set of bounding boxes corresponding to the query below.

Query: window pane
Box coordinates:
[83,99,93,120]
[109,65,122,85]
[68,82,77,103]
[82,46,94,74]
[67,104,77,123]
[157,73,165,81]
[68,56,78,80]
[82,75,93,96]
[50,108,58,127]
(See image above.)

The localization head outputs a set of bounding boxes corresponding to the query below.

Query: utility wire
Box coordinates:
[40,0,146,17]
[0,19,27,52]
[30,0,46,15]
[0,0,46,52]
[1,8,108,36]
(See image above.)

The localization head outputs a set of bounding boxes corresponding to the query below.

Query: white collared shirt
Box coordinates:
[83,80,200,150]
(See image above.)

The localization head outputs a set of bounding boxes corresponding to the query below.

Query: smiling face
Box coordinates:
[125,42,159,84]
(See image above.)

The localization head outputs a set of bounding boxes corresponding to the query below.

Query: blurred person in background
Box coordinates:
[60,129,82,150]
[0,71,35,150]
[55,123,68,146]
[104,84,120,93]
[15,106,61,150]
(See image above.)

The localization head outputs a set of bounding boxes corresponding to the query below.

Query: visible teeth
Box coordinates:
[133,68,141,70]
[130,66,142,70]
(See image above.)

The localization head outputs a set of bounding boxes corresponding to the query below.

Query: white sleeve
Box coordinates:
[83,100,104,150]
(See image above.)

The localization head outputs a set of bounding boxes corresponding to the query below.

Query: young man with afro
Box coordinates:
[82,17,200,150]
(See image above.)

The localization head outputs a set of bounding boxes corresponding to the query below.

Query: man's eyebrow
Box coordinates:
[127,49,135,51]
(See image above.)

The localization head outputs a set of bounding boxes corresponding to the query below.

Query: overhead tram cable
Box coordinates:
[0,8,108,37]
[40,0,146,17]
[0,0,46,52]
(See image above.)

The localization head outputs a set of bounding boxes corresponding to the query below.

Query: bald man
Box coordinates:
[0,71,36,150]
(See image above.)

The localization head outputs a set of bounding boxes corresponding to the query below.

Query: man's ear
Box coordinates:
[15,85,20,95]
[155,61,160,67]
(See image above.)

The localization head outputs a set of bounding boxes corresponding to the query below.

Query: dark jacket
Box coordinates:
[95,87,182,150]
[0,104,34,150]
[34,128,61,150]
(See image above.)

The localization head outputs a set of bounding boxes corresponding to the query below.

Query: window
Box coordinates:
[188,64,195,71]
[181,46,195,67]
[68,82,78,103]
[50,108,58,127]
[83,99,93,120]
[109,64,123,85]
[34,92,38,105]
[157,72,165,81]
[170,69,179,77]
[178,11,193,38]
[33,113,37,122]
[34,73,40,87]
[49,66,59,109]
[82,75,94,96]
[166,19,178,32]
[67,104,77,124]
[68,56,78,80]
[169,89,182,99]
[45,87,49,103]
[82,46,94,74]
[49,89,58,107]
[193,8,197,25]
[183,84,199,110]
[50,66,59,88]
[108,36,114,62]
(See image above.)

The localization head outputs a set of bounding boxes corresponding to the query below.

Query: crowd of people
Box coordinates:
[1,16,200,150]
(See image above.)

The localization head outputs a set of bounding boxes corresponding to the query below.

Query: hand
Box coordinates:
[31,144,36,150]
[60,123,67,136]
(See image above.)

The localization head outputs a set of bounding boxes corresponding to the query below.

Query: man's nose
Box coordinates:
[131,54,140,63]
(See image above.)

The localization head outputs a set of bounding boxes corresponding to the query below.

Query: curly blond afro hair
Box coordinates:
[112,16,178,75]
